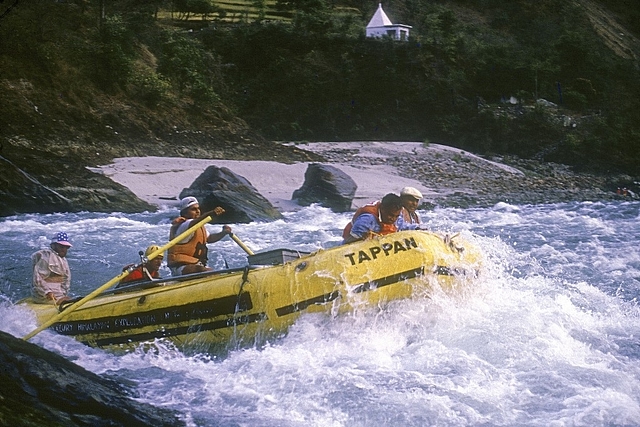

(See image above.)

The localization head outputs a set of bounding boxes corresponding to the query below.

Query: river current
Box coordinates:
[1,201,639,426]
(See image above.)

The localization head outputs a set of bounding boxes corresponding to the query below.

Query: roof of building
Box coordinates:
[366,3,393,28]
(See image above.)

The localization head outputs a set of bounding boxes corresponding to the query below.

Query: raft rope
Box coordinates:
[234,266,251,313]
[443,233,464,253]
[228,266,252,348]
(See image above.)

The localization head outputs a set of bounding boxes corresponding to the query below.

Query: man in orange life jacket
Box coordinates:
[118,245,164,286]
[342,193,411,244]
[167,196,232,276]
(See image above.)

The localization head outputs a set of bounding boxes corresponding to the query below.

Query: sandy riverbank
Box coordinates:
[95,142,490,211]
[94,141,626,211]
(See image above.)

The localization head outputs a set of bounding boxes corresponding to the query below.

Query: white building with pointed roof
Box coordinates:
[366,3,411,41]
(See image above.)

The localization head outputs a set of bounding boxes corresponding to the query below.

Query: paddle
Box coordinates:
[23,214,215,341]
[229,233,255,256]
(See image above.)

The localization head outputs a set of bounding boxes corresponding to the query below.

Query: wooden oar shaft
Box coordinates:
[230,233,255,256]
[23,215,214,341]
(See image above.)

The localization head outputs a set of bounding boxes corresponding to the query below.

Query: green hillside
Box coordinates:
[1,0,639,174]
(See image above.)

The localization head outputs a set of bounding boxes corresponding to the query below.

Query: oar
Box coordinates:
[23,214,215,341]
[229,233,255,256]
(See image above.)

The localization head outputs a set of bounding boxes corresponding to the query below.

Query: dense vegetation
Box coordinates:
[1,0,639,174]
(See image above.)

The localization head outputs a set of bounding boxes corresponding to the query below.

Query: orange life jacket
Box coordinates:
[342,201,398,239]
[119,265,160,284]
[167,218,208,268]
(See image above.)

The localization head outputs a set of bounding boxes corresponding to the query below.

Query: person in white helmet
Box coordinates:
[167,196,232,276]
[399,187,423,226]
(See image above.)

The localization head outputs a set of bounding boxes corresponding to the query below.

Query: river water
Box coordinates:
[1,201,640,426]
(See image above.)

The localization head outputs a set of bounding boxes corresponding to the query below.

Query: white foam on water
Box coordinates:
[1,202,640,426]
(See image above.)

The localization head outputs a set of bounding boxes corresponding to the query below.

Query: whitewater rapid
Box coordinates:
[1,201,639,426]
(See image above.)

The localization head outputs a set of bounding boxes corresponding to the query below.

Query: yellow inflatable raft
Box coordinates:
[20,230,482,353]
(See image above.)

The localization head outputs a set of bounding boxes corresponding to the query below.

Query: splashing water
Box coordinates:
[1,202,640,426]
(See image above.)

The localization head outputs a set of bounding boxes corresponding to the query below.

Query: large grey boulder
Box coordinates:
[0,154,74,215]
[0,151,156,217]
[180,165,283,223]
[0,330,184,427]
[292,163,357,212]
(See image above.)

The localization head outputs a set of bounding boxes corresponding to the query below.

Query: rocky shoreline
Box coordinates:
[0,330,184,427]
[299,142,639,208]
[2,140,639,218]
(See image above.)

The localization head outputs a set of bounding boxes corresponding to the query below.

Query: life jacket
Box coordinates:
[167,217,208,268]
[119,265,160,284]
[342,201,398,239]
[401,207,421,225]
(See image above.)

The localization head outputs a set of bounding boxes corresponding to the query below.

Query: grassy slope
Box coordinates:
[0,0,639,173]
[0,0,296,165]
